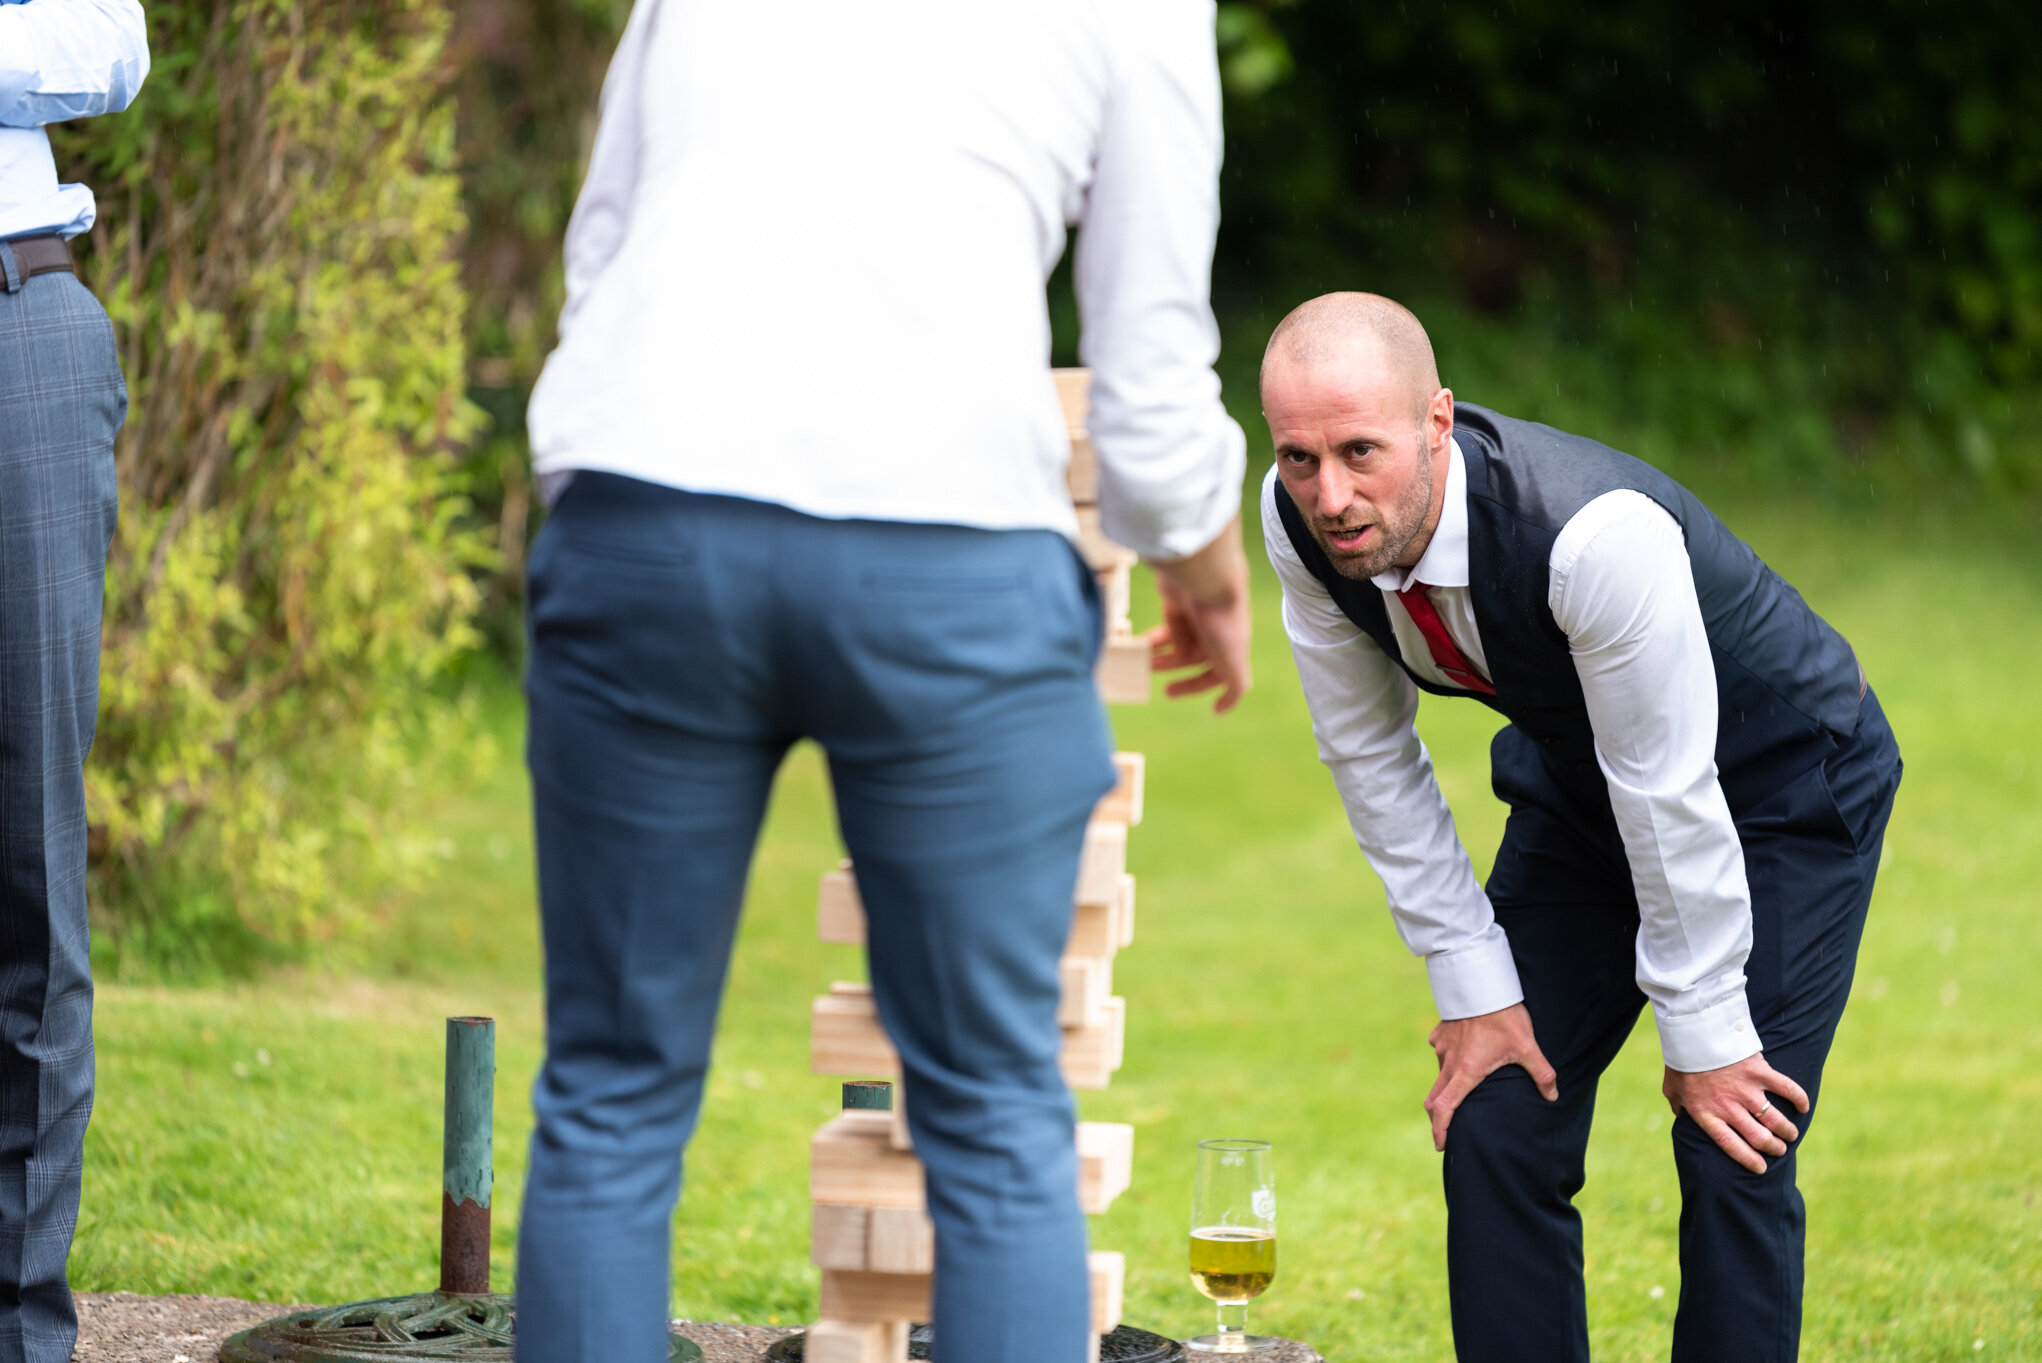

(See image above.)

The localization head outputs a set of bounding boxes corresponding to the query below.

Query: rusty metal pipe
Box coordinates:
[440,1016,495,1294]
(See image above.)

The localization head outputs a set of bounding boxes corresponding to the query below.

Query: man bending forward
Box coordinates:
[1261,293,1899,1361]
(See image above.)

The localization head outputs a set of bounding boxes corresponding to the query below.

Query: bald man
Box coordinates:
[1260,293,1900,1361]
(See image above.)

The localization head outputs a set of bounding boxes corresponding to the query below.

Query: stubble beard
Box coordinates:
[1311,436,1435,581]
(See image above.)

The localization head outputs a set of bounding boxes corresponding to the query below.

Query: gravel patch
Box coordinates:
[75,1293,306,1363]
[673,1318,801,1361]
[75,1294,1319,1362]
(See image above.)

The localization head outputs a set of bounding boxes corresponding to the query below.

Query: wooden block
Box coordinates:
[803,1318,909,1363]
[1068,430,1101,505]
[866,1206,935,1274]
[1052,368,1092,428]
[1095,629,1150,704]
[812,993,900,1078]
[819,866,865,945]
[1076,820,1128,909]
[820,1270,931,1324]
[814,990,1122,1090]
[816,968,1109,1062]
[1062,996,1126,1090]
[811,1110,922,1209]
[1091,753,1144,826]
[1057,954,1114,1030]
[1117,874,1136,948]
[1094,558,1130,632]
[888,1086,912,1151]
[812,1203,872,1270]
[1076,506,1138,572]
[1077,1121,1135,1215]
[1066,899,1117,961]
[1089,1251,1126,1336]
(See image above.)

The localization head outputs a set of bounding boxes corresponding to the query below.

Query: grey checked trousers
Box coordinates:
[0,255,123,1363]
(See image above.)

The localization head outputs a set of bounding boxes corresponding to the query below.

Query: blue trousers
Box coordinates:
[1444,691,1902,1361]
[515,474,1115,1363]
[0,263,123,1363]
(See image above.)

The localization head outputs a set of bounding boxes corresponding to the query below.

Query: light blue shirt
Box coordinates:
[0,0,149,240]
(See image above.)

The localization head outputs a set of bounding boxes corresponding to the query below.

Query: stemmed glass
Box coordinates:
[1187,1138,1278,1353]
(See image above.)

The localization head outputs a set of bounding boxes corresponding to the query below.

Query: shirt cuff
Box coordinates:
[1654,991,1762,1072]
[1425,926,1524,1020]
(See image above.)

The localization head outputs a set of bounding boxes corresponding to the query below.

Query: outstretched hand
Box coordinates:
[1662,1052,1810,1174]
[1425,1003,1559,1151]
[1146,515,1251,713]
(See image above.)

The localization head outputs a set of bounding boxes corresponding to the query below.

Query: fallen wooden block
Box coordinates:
[1066,874,1133,960]
[1077,1121,1135,1215]
[802,1318,909,1363]
[1094,752,1145,827]
[1057,954,1114,1030]
[1090,1251,1126,1337]
[1076,820,1128,909]
[1096,629,1150,704]
[819,1270,931,1325]
[812,989,1125,1089]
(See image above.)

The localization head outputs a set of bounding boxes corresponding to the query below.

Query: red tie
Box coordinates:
[1396,584,1495,695]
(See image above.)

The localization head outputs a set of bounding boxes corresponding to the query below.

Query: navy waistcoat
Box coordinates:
[1271,403,1863,816]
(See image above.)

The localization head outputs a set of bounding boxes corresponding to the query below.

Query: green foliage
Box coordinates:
[452,0,632,632]
[52,0,492,966]
[1212,0,2042,495]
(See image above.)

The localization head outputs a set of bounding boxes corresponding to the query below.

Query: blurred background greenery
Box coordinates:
[49,0,2042,955]
[38,2,2042,1354]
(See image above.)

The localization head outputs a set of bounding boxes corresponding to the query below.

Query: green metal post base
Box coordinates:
[219,1291,703,1361]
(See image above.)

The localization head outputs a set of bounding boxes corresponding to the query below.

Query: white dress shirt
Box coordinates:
[528,0,1245,562]
[0,0,149,241]
[1262,447,1761,1073]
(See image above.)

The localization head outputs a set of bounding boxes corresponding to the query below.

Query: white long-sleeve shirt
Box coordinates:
[528,0,1245,562]
[1262,449,1760,1073]
[0,0,149,240]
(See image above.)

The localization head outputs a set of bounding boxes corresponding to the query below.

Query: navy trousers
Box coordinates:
[0,262,123,1363]
[515,474,1115,1363]
[1444,691,1901,1362]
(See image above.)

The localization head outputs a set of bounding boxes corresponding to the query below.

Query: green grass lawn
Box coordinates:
[73,481,2041,1360]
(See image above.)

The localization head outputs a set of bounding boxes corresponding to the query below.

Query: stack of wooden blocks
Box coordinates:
[800,370,1147,1363]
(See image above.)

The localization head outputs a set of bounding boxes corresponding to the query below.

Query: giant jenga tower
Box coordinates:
[799,370,1148,1363]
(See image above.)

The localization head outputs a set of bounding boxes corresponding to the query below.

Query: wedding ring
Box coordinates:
[1753,1101,1772,1118]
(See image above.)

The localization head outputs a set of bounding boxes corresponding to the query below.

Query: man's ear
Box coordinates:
[1430,387,1455,455]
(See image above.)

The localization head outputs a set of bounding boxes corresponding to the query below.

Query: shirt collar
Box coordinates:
[1371,436,1469,593]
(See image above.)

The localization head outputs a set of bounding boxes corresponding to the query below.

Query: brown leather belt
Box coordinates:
[1,234,75,286]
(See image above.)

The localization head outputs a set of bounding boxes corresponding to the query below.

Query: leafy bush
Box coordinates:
[53,0,492,968]
[1210,0,2041,494]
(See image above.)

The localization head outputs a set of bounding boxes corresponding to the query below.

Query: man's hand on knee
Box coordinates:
[1661,1052,1811,1174]
[1424,1003,1559,1152]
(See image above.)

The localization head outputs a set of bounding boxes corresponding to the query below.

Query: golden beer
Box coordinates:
[1189,1226,1276,1303]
